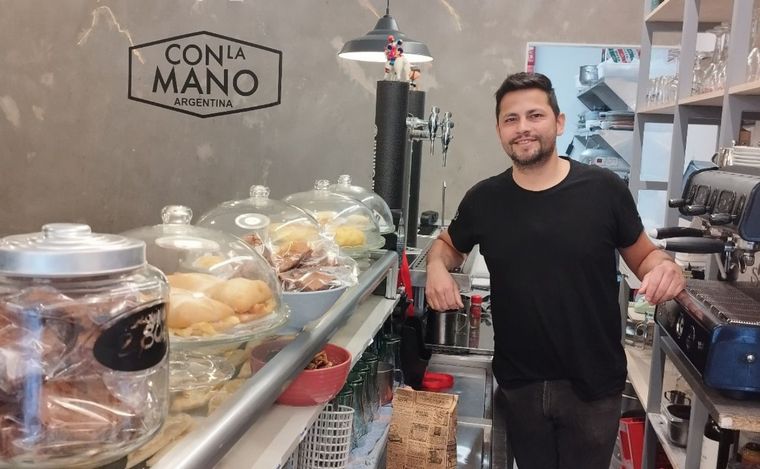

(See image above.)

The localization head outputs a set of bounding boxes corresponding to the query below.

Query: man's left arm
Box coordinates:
[619,231,685,304]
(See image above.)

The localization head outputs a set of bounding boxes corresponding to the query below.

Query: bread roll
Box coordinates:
[333,226,365,247]
[167,273,222,293]
[192,255,225,270]
[205,278,273,316]
[168,289,235,329]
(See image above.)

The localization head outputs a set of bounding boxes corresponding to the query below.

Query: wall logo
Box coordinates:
[128,31,282,118]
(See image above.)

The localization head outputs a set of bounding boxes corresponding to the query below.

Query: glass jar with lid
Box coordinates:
[0,223,169,468]
[283,180,385,258]
[197,185,322,252]
[329,175,395,235]
[122,205,287,349]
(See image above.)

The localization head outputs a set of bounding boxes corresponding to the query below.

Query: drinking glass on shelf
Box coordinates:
[700,23,730,93]
[748,4,760,81]
[693,51,712,94]
[667,76,679,104]
[713,23,730,91]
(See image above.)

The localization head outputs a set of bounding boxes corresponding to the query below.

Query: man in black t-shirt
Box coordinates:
[425,72,684,469]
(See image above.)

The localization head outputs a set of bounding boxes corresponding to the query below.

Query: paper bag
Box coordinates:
[386,387,458,469]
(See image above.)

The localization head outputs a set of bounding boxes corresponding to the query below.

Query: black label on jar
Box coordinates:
[93,302,167,372]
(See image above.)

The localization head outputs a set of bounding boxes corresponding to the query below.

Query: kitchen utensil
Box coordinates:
[665,404,691,447]
[427,306,469,346]
[664,389,692,406]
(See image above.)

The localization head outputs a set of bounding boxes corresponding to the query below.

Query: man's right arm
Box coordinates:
[425,230,467,311]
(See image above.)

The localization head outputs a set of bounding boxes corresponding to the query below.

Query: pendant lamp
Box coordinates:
[338,0,433,63]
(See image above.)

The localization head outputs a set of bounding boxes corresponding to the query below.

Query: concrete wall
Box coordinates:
[0,0,644,236]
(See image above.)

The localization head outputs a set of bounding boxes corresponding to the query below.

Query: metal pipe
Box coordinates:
[152,251,398,469]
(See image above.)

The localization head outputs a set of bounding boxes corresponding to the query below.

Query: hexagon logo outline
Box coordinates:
[128,31,282,118]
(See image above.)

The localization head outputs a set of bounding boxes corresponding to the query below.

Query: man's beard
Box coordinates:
[506,138,556,168]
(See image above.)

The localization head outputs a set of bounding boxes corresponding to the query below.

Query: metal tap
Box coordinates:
[723,239,737,277]
[406,115,430,140]
[428,106,440,157]
[440,111,454,167]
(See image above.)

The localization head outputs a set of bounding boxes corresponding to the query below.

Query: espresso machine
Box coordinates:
[653,165,760,397]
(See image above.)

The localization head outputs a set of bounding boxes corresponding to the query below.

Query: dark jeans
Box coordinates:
[500,380,621,469]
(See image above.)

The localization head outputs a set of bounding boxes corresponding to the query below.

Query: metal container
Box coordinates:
[665,404,691,447]
[579,65,599,85]
[427,309,469,346]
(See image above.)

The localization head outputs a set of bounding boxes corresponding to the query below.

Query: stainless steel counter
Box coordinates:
[425,353,506,469]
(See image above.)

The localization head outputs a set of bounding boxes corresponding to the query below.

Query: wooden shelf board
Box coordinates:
[637,102,676,115]
[646,0,733,23]
[729,80,760,96]
[678,90,724,107]
[648,412,687,469]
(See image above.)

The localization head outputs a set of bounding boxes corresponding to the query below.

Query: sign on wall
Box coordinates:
[128,31,282,118]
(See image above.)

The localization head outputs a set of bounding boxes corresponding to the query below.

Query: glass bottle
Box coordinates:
[699,417,737,469]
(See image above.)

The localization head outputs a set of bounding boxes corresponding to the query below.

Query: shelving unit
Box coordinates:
[631,1,760,468]
[629,0,759,227]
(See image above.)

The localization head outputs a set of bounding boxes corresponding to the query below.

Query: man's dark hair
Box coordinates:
[494,72,560,119]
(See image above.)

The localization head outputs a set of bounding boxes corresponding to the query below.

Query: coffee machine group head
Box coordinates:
[655,166,760,280]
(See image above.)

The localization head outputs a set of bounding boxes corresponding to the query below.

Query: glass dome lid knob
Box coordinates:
[249,185,271,199]
[161,205,193,225]
[314,179,331,191]
[337,175,352,186]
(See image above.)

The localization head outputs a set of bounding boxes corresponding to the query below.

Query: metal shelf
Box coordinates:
[577,78,637,112]
[575,129,634,165]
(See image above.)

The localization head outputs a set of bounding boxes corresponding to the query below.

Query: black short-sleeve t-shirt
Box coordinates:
[447,158,643,400]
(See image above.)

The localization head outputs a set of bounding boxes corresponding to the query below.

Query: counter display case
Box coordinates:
[145,250,398,469]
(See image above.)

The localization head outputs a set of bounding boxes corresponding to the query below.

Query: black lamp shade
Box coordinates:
[339,14,433,63]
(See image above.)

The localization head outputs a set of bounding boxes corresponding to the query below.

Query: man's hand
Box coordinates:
[638,260,685,304]
[425,262,464,311]
[620,231,686,305]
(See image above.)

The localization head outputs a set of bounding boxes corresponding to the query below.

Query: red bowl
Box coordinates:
[250,340,351,406]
